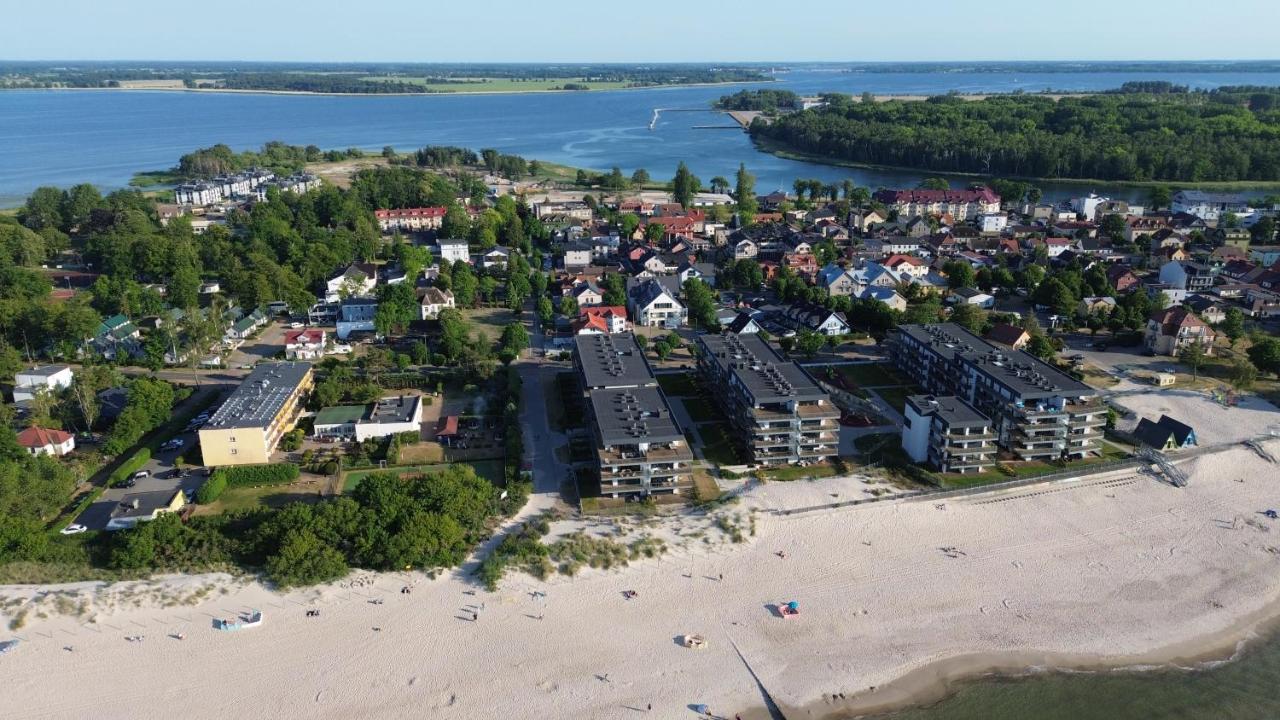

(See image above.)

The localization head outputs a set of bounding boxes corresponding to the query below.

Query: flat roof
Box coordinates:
[906,395,989,428]
[314,404,367,426]
[18,365,71,378]
[697,333,827,404]
[589,386,685,447]
[111,491,180,519]
[365,395,421,425]
[204,362,312,431]
[896,323,1093,399]
[575,333,656,389]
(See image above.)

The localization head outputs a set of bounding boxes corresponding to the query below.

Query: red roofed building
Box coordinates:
[644,215,696,242]
[872,187,1000,220]
[1144,307,1216,357]
[374,207,447,232]
[883,254,929,278]
[436,416,460,445]
[574,306,629,335]
[284,328,327,360]
[17,426,75,457]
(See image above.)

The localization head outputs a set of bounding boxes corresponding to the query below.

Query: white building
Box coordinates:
[16,426,75,457]
[284,328,327,360]
[14,365,74,402]
[1171,190,1253,222]
[173,182,224,206]
[374,207,446,232]
[437,239,471,265]
[420,287,456,320]
[324,264,378,302]
[312,395,423,441]
[628,279,686,328]
[1071,193,1108,221]
[336,298,378,340]
[977,213,1009,234]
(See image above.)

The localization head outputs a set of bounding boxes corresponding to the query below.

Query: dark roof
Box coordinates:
[574,333,655,389]
[589,386,685,447]
[727,312,760,334]
[905,395,990,429]
[985,323,1029,347]
[1133,415,1195,448]
[697,333,828,404]
[895,323,1093,399]
[203,362,312,430]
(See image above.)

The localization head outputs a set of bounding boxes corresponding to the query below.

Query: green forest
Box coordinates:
[749,88,1280,182]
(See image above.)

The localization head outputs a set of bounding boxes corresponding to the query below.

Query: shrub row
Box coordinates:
[107,448,151,488]
[195,473,228,504]
[214,463,300,488]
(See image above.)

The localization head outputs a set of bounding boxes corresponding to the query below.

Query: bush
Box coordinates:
[107,448,151,488]
[195,473,228,504]
[214,463,300,488]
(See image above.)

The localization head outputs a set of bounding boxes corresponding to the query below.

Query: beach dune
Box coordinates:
[5,442,1280,720]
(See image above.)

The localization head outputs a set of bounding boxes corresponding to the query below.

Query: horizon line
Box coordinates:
[4,58,1280,65]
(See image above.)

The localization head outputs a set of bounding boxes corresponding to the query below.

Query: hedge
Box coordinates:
[195,473,228,504]
[214,463,300,488]
[107,448,152,488]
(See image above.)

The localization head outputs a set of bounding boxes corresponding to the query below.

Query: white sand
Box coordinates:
[7,442,1280,720]
[1111,387,1280,446]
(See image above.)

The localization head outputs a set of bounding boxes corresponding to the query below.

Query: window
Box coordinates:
[229,436,236,442]
[229,448,237,455]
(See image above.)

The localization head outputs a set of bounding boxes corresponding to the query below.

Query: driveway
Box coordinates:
[227,321,291,368]
[517,361,572,496]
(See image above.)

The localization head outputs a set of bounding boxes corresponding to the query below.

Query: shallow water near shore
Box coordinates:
[861,630,1280,720]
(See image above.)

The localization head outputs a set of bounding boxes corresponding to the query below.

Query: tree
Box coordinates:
[1178,342,1207,380]
[796,331,825,358]
[1148,186,1173,210]
[682,279,717,329]
[630,168,650,186]
[1027,334,1055,360]
[709,176,730,195]
[499,322,529,357]
[1247,336,1280,377]
[536,296,553,326]
[1221,307,1245,347]
[267,529,350,588]
[644,223,666,244]
[1229,356,1258,390]
[942,260,976,289]
[451,261,477,307]
[949,303,987,334]
[672,162,700,209]
[918,177,950,190]
[1033,277,1076,317]
[734,163,758,223]
[374,282,418,336]
[70,365,115,431]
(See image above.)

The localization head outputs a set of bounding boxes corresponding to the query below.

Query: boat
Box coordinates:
[215,610,263,631]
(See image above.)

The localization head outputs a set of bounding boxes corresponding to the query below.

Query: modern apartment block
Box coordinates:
[695,333,840,466]
[199,362,314,466]
[573,333,693,498]
[888,324,1106,463]
[902,395,996,474]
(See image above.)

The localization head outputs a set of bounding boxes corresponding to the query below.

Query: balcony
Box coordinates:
[796,404,840,419]
[599,445,693,465]
[944,443,995,457]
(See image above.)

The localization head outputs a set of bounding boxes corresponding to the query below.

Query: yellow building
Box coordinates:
[199,362,313,466]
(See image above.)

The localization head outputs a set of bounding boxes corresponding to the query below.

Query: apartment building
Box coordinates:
[696,333,840,466]
[573,334,693,498]
[872,187,1001,221]
[374,206,447,233]
[889,324,1105,462]
[199,362,314,466]
[902,395,996,474]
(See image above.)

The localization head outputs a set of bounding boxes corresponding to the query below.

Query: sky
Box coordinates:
[6,0,1280,63]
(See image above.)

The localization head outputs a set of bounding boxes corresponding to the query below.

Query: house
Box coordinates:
[1158,261,1215,293]
[226,308,268,341]
[627,279,686,328]
[575,306,630,335]
[977,213,1008,234]
[860,286,908,312]
[336,298,379,340]
[569,281,605,307]
[730,237,758,261]
[563,241,593,269]
[1078,296,1118,316]
[480,246,510,270]
[676,261,716,287]
[324,263,377,302]
[1250,245,1280,267]
[949,288,996,310]
[984,323,1031,350]
[1184,295,1227,325]
[849,209,887,232]
[863,237,922,256]
[374,207,447,233]
[313,395,424,441]
[1125,216,1169,244]
[883,254,929,279]
[1144,306,1216,357]
[817,264,859,296]
[726,312,762,334]
[16,426,75,457]
[419,287,456,320]
[437,238,471,265]
[779,304,850,336]
[13,365,74,403]
[284,328,326,360]
[1171,191,1251,222]
[106,490,186,531]
[1132,414,1197,451]
[1107,265,1142,294]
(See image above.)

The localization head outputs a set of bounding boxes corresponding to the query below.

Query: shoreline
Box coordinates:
[1,78,774,99]
[750,137,1280,191]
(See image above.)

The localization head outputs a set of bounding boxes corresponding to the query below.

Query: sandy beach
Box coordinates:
[6,436,1280,720]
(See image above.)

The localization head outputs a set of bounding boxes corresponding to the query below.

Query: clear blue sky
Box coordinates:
[7,0,1280,63]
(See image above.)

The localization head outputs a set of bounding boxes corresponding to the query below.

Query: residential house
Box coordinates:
[676,261,716,287]
[336,298,379,340]
[1132,414,1197,451]
[984,323,1031,350]
[860,286,908,312]
[883,254,929,279]
[480,247,510,270]
[1078,296,1118,316]
[872,188,1001,220]
[226,308,268,341]
[374,207,447,233]
[627,279,686,328]
[324,263,377,302]
[575,306,630,335]
[849,209,887,233]
[1171,190,1251,221]
[977,213,1009,234]
[1184,295,1227,325]
[778,303,850,336]
[1107,265,1142,294]
[16,426,75,457]
[1144,307,1216,357]
[437,238,471,265]
[569,280,605,308]
[861,237,921,256]
[284,329,326,361]
[817,264,858,297]
[949,288,996,309]
[1125,216,1169,244]
[563,241,593,269]
[1158,261,1215,293]
[106,490,186,531]
[13,365,74,403]
[419,287,456,320]
[1250,245,1280,267]
[726,312,763,334]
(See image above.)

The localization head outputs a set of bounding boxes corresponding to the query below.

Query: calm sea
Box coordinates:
[870,631,1280,720]
[4,67,1280,207]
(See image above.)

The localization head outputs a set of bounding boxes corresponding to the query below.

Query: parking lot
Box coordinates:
[75,428,211,531]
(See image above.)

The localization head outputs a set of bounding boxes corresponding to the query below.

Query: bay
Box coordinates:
[5,66,1280,207]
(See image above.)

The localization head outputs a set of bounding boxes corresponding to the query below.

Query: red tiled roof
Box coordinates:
[374,207,447,220]
[284,329,325,345]
[16,426,73,448]
[579,306,627,320]
[436,416,459,437]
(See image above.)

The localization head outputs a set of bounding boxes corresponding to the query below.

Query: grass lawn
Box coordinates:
[342,459,504,493]
[757,462,841,481]
[692,469,722,503]
[200,485,320,514]
[656,372,700,398]
[873,386,917,414]
[460,306,514,342]
[397,442,445,464]
[935,443,1133,488]
[829,363,910,388]
[679,397,721,424]
[697,423,741,466]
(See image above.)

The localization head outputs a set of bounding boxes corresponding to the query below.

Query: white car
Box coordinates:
[290,322,304,329]
[328,344,353,355]
[60,524,88,535]
[132,470,150,480]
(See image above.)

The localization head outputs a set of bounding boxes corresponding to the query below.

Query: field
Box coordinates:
[200,485,321,514]
[341,459,504,493]
[359,76,633,93]
[460,307,514,343]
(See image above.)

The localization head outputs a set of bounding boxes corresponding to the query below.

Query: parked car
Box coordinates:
[132,470,150,481]
[60,524,88,535]
[290,322,304,329]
